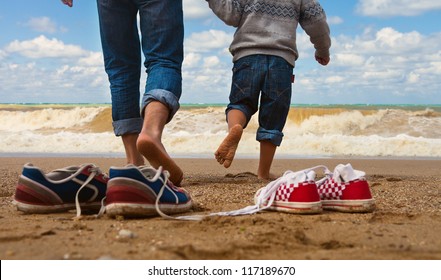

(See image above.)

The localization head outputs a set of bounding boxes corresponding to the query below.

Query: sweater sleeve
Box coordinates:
[299,0,331,58]
[207,0,243,27]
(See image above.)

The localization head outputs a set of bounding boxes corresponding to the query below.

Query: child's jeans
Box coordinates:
[97,0,184,136]
[227,54,293,146]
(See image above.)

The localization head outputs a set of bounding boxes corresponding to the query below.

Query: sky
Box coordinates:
[0,0,440,105]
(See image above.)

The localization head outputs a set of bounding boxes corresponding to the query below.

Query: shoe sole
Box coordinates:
[322,199,375,213]
[264,201,322,214]
[106,201,193,218]
[106,177,192,218]
[15,176,103,214]
[14,200,102,214]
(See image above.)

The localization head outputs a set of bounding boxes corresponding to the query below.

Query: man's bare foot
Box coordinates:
[137,134,183,186]
[129,154,145,167]
[215,124,243,168]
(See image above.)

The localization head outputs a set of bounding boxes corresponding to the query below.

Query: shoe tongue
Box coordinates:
[47,165,80,180]
[306,170,316,181]
[334,163,365,182]
[138,166,160,180]
[285,170,315,184]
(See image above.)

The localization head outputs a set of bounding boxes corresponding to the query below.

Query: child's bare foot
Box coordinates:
[137,133,183,186]
[258,172,278,181]
[215,124,243,168]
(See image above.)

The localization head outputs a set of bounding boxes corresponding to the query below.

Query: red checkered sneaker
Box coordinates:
[255,180,322,214]
[316,164,375,213]
[170,168,325,220]
[253,168,324,214]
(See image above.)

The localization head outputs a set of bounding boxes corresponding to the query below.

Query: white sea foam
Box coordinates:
[0,106,105,132]
[1,105,441,157]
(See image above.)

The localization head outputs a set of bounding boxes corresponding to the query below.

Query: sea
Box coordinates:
[1,103,441,159]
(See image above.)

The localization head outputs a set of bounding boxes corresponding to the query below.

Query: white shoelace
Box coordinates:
[154,164,367,221]
[72,165,107,218]
[147,166,183,220]
[315,163,365,187]
[82,164,359,220]
[85,164,363,221]
[89,165,186,220]
[173,165,332,221]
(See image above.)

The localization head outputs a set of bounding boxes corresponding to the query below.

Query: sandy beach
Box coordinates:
[0,156,440,260]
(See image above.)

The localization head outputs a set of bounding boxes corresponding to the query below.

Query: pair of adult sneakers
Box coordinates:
[14,163,192,218]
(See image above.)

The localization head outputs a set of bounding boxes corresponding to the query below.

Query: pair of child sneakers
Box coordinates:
[254,164,375,214]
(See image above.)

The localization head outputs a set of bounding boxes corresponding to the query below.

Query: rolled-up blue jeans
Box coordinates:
[227,55,293,146]
[97,0,183,136]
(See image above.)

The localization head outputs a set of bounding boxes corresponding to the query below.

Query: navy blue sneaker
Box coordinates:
[106,165,192,218]
[14,163,108,215]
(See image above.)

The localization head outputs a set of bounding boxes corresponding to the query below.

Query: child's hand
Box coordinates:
[61,0,73,7]
[315,55,330,66]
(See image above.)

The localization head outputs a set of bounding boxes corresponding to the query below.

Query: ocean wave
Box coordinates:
[0,106,109,132]
[1,104,441,157]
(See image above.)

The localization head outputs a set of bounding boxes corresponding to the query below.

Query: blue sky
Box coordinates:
[0,0,440,105]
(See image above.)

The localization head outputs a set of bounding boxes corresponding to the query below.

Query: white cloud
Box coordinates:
[333,53,365,66]
[406,72,420,83]
[0,36,108,103]
[333,27,428,56]
[356,0,441,17]
[183,52,202,68]
[327,16,344,25]
[185,29,232,52]
[5,35,88,58]
[325,76,344,83]
[374,27,422,50]
[1,12,440,105]
[183,0,211,19]
[24,17,58,34]
[181,25,441,104]
[0,59,109,103]
[0,49,7,60]
[182,62,232,103]
[203,56,220,68]
[182,49,232,103]
[78,52,103,67]
[318,27,441,102]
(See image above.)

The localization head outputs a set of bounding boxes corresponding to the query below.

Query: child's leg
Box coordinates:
[256,55,293,180]
[216,55,261,168]
[215,109,246,168]
[258,140,277,180]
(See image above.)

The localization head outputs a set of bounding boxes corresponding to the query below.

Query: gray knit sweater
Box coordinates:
[207,0,331,66]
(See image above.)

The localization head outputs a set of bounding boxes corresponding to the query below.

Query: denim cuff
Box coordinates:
[112,118,143,136]
[256,127,284,146]
[141,89,180,123]
[225,105,254,129]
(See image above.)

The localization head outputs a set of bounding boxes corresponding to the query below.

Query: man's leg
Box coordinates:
[97,0,144,165]
[137,0,184,185]
[122,134,144,166]
[137,101,183,186]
